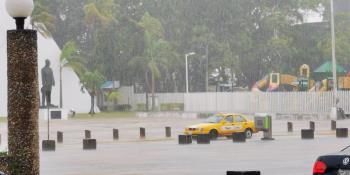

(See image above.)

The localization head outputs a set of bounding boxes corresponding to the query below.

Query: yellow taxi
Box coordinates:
[184,113,257,139]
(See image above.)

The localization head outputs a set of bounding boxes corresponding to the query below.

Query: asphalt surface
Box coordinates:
[0,117,349,175]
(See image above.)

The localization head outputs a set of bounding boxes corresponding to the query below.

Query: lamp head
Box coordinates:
[5,0,34,30]
[186,52,196,57]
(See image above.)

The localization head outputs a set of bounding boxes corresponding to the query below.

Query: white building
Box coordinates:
[0,3,97,117]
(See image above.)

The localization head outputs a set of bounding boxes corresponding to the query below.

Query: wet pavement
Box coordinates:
[1,117,349,175]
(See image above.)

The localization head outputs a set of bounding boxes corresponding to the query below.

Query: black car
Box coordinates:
[313,146,350,175]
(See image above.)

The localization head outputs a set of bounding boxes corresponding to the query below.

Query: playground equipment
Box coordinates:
[252,73,297,92]
[252,63,350,92]
[339,76,350,90]
[309,79,328,92]
[296,64,315,91]
[309,76,350,92]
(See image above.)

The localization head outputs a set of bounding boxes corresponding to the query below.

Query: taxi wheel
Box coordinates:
[209,130,218,140]
[245,129,253,139]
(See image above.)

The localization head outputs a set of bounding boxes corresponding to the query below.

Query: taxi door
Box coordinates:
[232,115,248,133]
[220,115,235,136]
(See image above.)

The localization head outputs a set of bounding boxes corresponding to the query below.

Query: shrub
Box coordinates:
[115,104,132,111]
[160,103,184,111]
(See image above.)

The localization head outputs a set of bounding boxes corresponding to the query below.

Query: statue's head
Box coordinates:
[45,59,50,67]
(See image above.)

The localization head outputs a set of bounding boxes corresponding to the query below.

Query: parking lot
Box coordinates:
[0,116,349,175]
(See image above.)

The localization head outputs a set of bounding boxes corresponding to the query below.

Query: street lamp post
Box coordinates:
[5,0,40,174]
[330,0,338,118]
[185,52,195,93]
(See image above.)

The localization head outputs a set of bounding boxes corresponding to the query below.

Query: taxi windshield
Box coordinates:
[205,115,224,123]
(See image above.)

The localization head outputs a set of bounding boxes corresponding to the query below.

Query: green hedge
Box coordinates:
[160,103,184,111]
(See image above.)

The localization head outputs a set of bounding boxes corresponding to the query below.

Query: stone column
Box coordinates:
[7,30,39,175]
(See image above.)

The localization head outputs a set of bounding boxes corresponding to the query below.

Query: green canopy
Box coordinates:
[314,61,347,73]
[314,61,347,80]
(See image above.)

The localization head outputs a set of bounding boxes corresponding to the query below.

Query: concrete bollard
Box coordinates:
[178,135,192,144]
[197,134,210,144]
[336,128,348,138]
[57,131,63,143]
[310,121,315,131]
[232,132,246,142]
[227,171,261,175]
[42,140,56,151]
[140,127,146,139]
[83,139,97,150]
[165,127,171,138]
[113,129,119,140]
[331,120,336,131]
[85,130,91,139]
[301,129,314,139]
[287,122,293,132]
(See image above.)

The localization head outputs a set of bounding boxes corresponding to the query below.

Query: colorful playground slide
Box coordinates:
[252,73,297,92]
[309,79,328,92]
[252,75,269,92]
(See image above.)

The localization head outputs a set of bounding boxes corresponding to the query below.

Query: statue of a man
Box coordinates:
[41,59,55,107]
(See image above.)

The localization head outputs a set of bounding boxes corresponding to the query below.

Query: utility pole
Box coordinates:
[330,0,338,108]
[205,44,209,92]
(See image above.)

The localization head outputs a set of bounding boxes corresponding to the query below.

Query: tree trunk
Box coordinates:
[145,72,149,112]
[89,94,95,115]
[151,71,156,111]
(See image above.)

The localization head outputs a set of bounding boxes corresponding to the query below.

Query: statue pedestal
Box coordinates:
[39,108,68,120]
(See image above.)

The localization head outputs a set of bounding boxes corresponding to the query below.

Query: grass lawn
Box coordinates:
[70,112,136,120]
[0,117,7,123]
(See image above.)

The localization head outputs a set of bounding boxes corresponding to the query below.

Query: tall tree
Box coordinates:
[80,70,105,115]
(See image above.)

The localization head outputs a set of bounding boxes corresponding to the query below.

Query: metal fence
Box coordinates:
[133,93,184,105]
[126,91,350,114]
[184,91,350,114]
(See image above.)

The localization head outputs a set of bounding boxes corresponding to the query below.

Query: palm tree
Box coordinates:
[129,12,173,111]
[59,41,87,108]
[30,0,55,38]
[80,70,105,115]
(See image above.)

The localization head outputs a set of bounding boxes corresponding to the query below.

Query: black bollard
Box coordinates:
[83,139,97,150]
[232,132,246,142]
[301,129,314,139]
[227,171,261,175]
[310,121,315,131]
[336,128,348,138]
[57,131,63,143]
[42,140,56,151]
[85,130,91,139]
[331,120,336,131]
[197,134,210,144]
[287,122,293,132]
[165,127,171,138]
[178,135,192,144]
[140,127,146,139]
[113,129,119,140]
